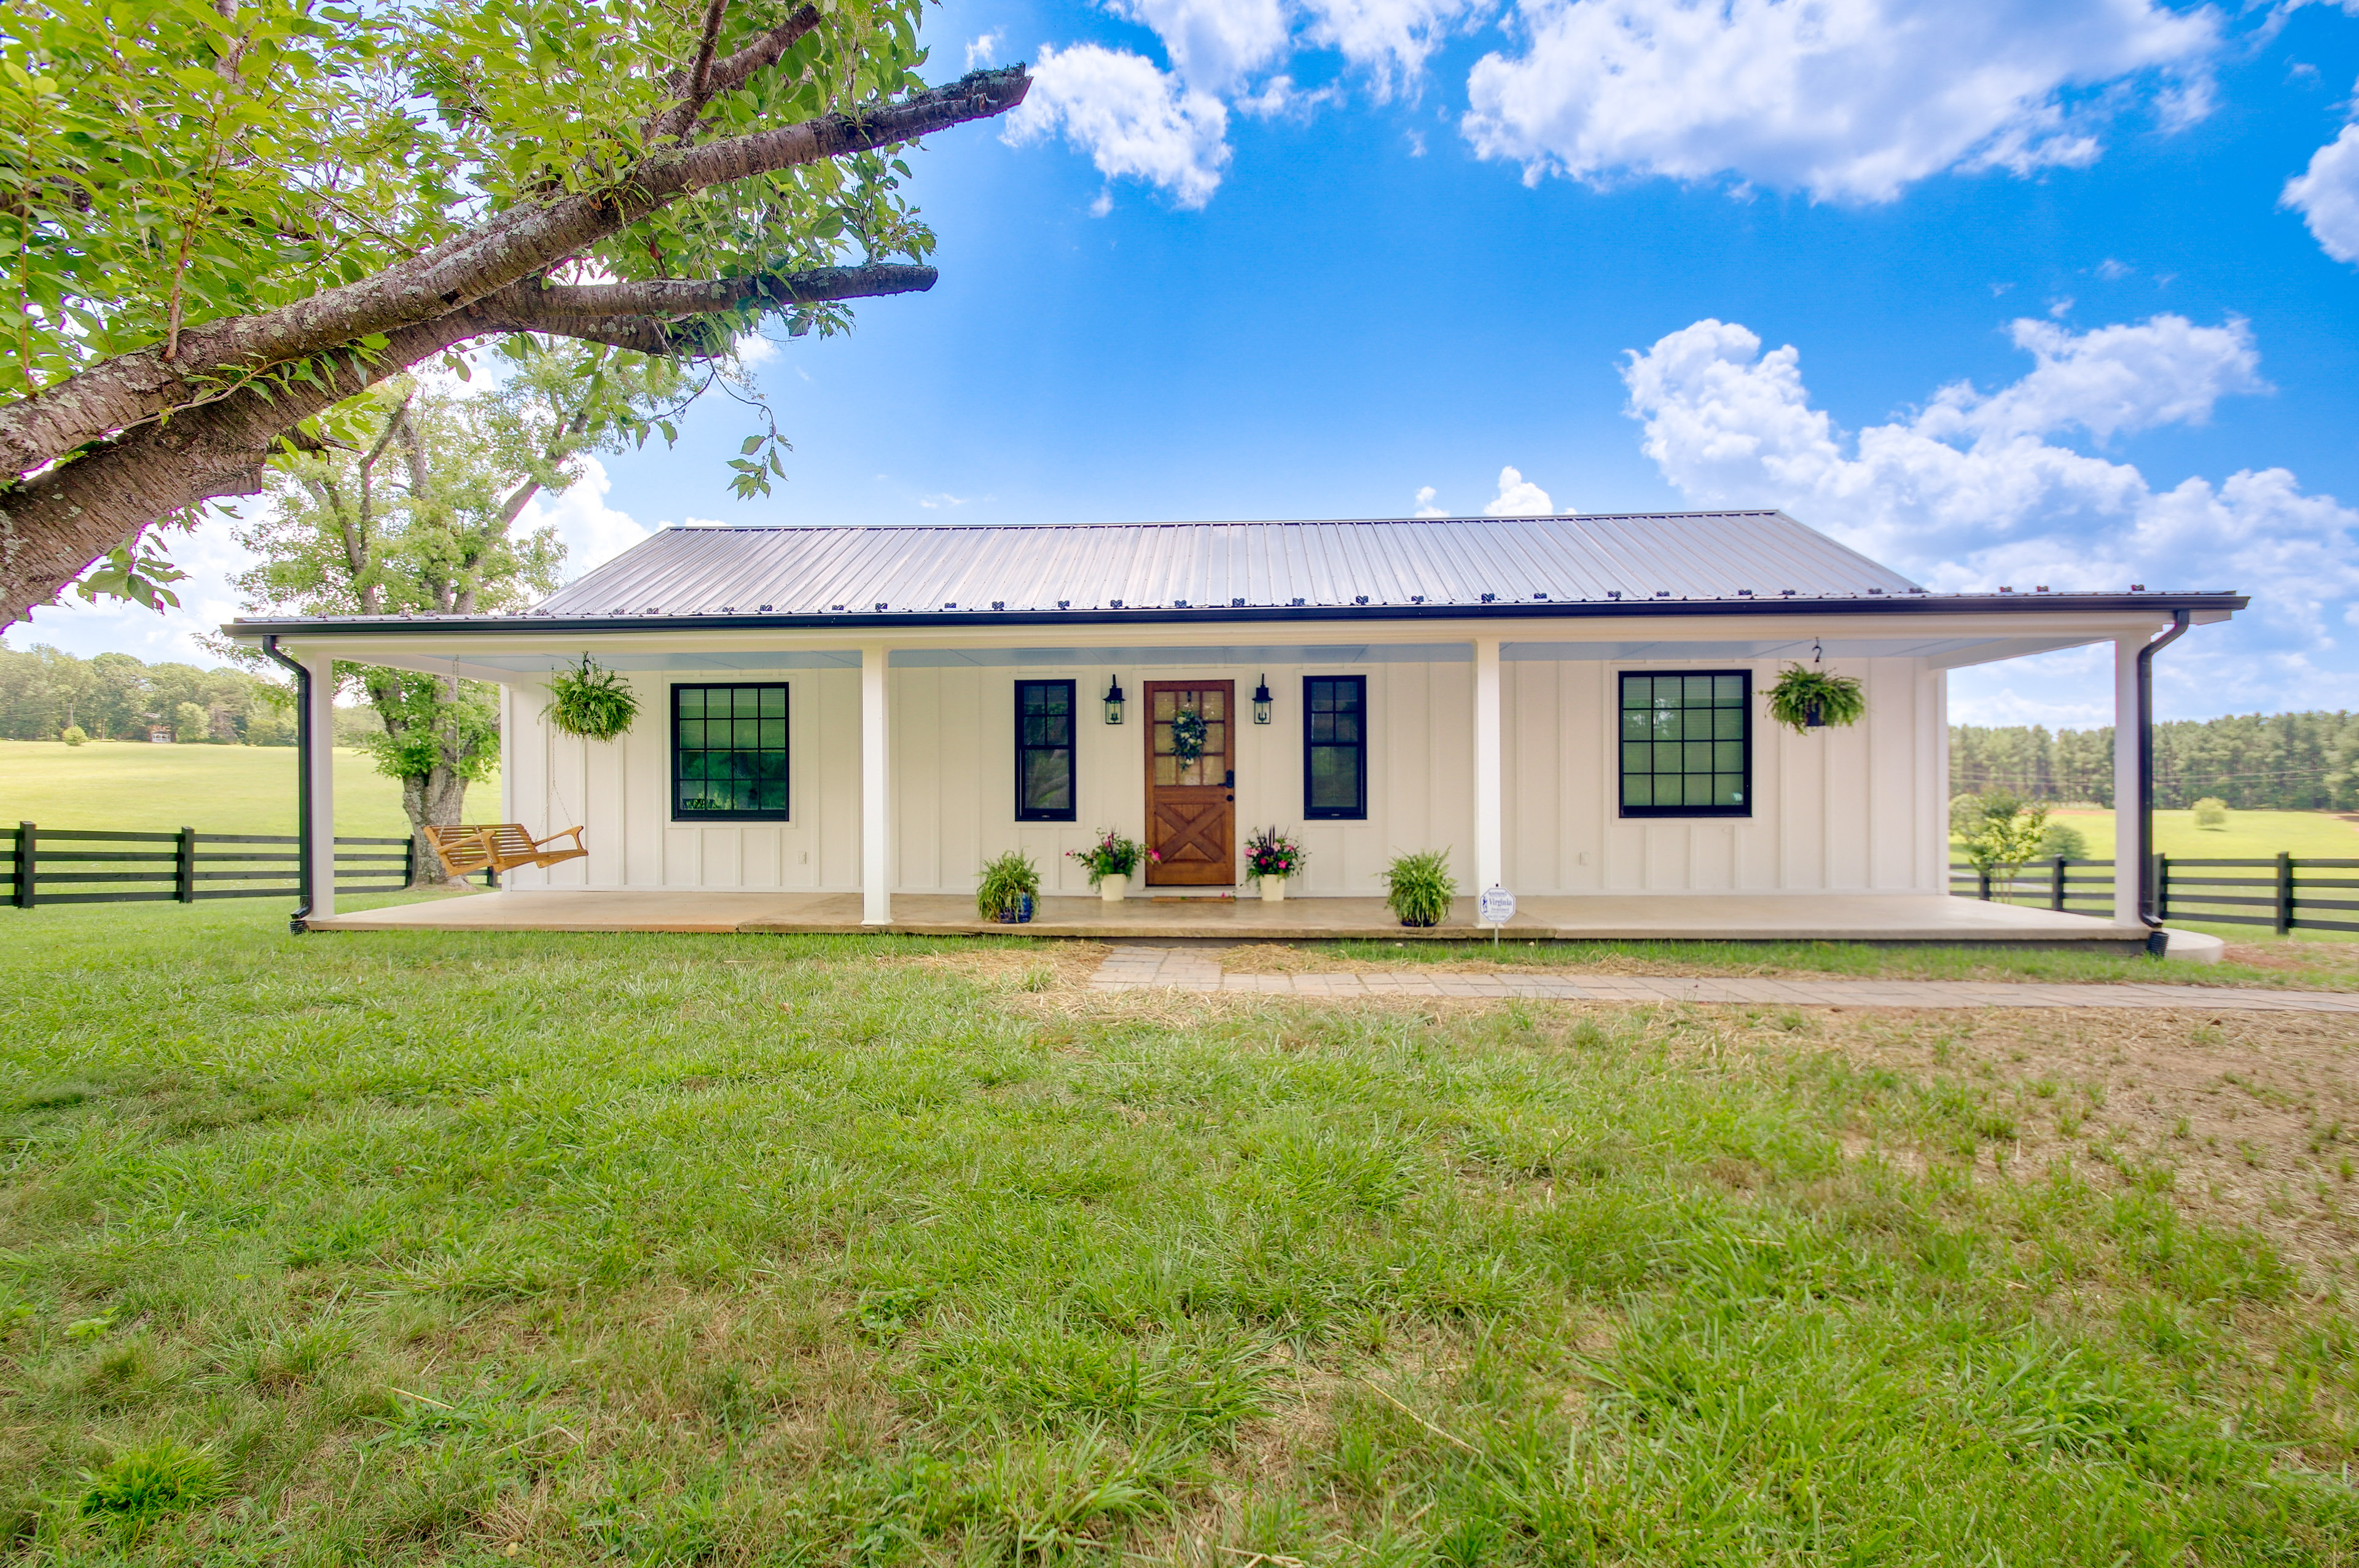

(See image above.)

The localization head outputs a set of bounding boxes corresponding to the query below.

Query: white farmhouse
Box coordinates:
[226,511,2240,948]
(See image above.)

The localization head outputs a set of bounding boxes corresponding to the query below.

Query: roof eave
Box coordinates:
[223,591,2250,639]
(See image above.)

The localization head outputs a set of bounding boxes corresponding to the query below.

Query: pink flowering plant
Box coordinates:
[1244,825,1306,883]
[1068,830,1147,886]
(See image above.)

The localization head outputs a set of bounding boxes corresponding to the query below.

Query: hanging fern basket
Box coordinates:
[544,655,640,741]
[1766,665,1866,735]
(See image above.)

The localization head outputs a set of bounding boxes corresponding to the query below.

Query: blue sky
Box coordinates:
[20,0,2359,727]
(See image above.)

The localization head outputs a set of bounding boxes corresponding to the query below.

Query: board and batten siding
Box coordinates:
[1501,656,1944,895]
[495,655,1943,897]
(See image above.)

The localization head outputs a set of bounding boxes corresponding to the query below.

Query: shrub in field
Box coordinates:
[2037,821,2089,860]
[2193,797,2229,829]
[60,724,87,746]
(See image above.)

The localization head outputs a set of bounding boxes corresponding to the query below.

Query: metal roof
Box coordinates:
[526,512,1920,618]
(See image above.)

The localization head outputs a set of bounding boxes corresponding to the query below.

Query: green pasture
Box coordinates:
[1959,806,2359,862]
[0,738,499,839]
[1,898,2353,1563]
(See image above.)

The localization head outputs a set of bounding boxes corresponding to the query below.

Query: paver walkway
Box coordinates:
[1086,947,2359,1012]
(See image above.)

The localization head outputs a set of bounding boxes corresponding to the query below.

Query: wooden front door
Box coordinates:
[1145,681,1235,886]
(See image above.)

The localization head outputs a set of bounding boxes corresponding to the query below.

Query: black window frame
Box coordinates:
[1302,674,1368,821]
[1617,669,1753,819]
[670,682,791,822]
[1014,679,1079,822]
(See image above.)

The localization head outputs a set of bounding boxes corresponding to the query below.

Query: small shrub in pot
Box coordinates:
[1379,849,1456,927]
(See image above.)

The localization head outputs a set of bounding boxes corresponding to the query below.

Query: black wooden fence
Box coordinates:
[1949,855,2359,934]
[2,822,412,908]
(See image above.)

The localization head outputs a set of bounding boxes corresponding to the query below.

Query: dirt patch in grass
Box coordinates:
[1046,982,2359,1279]
[1828,1007,2359,1279]
[1208,938,2359,990]
[910,941,1111,994]
[2219,940,2359,982]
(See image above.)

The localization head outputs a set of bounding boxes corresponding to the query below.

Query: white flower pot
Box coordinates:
[1261,878,1287,903]
[1101,878,1127,903]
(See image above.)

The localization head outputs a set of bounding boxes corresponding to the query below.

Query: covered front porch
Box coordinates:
[302,887,2151,949]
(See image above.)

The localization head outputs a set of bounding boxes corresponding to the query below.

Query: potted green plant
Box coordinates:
[1379,849,1457,927]
[544,654,640,741]
[1766,664,1864,734]
[1243,826,1307,903]
[975,849,1041,923]
[1068,830,1148,903]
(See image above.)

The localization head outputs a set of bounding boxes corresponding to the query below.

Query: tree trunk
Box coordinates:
[402,765,476,889]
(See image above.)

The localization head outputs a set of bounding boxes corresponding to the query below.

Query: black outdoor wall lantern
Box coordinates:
[1253,676,1273,725]
[1103,676,1126,725]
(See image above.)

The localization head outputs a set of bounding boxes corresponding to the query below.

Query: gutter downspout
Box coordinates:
[2136,609,2192,953]
[260,636,315,934]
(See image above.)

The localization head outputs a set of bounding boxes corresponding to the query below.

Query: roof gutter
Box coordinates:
[225,591,2248,641]
[2137,609,2193,950]
[259,636,316,934]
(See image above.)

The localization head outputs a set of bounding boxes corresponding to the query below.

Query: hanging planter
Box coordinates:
[544,655,640,741]
[1169,706,1208,767]
[1766,663,1865,735]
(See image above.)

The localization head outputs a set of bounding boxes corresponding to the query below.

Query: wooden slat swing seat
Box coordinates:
[421,824,588,881]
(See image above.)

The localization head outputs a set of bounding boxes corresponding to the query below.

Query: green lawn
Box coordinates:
[1962,807,2359,862]
[1295,934,2359,990]
[2,899,2354,1564]
[0,739,498,840]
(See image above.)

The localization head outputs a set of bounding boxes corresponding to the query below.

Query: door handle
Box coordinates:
[1225,794,1234,802]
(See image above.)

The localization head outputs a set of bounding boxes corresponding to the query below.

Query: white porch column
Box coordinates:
[1474,636,1503,896]
[861,645,891,926]
[303,649,336,920]
[2112,634,2141,926]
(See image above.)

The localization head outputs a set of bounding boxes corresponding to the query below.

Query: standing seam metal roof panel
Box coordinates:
[529,513,1922,620]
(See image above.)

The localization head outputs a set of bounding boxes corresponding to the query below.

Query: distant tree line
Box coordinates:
[0,641,296,744]
[1951,711,2359,810]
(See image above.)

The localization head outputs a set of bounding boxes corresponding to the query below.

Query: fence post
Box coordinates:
[10,821,30,910]
[176,826,197,902]
[2051,855,2067,911]
[2277,851,2294,937]
[2154,853,2170,922]
[404,835,417,889]
[1976,867,1990,902]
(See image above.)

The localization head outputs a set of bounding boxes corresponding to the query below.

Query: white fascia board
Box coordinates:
[229,606,2204,682]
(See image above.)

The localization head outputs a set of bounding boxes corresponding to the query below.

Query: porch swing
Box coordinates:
[418,654,592,884]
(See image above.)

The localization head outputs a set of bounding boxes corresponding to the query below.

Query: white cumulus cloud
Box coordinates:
[1414,484,1447,517]
[1006,43,1233,208]
[1108,0,1292,91]
[2283,120,2359,265]
[1484,465,1554,515]
[520,457,658,581]
[1301,0,1489,91]
[1619,315,2359,716]
[1462,0,2220,203]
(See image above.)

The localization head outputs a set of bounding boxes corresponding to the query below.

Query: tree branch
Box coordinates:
[0,255,952,624]
[0,64,1028,483]
[506,262,937,322]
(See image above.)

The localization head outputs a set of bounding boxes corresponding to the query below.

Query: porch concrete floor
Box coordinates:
[302,890,2146,947]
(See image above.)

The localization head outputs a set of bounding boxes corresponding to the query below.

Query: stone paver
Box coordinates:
[1083,948,2359,1012]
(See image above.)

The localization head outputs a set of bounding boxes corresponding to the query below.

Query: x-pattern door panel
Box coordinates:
[1145,681,1234,886]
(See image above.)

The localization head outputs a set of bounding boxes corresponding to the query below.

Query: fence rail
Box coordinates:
[2,822,412,908]
[1950,853,2359,935]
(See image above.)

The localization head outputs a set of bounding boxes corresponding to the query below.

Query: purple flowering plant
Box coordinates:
[1244,825,1306,882]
